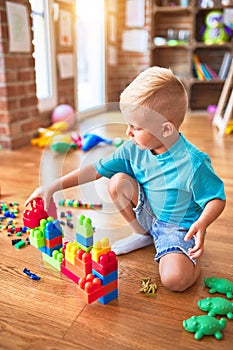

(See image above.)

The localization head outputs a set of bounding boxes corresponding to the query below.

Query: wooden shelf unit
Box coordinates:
[151,1,233,111]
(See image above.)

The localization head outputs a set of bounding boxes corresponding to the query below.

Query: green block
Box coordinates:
[76,214,94,238]
[15,240,25,249]
[42,249,64,271]
[30,228,45,249]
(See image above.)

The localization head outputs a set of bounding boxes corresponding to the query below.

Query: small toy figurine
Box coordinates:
[198,297,233,319]
[202,11,231,45]
[204,276,233,299]
[183,315,227,340]
[139,277,157,296]
[23,268,41,280]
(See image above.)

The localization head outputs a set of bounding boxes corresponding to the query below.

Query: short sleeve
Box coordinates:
[191,156,226,209]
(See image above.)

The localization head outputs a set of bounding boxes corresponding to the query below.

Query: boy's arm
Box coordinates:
[184,198,226,259]
[25,164,102,211]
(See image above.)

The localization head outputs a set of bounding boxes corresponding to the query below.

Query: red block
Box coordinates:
[23,198,48,229]
[92,251,118,276]
[45,235,62,248]
[77,273,117,304]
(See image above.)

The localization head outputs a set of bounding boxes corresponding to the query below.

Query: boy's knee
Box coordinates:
[108,173,125,196]
[108,173,135,198]
[160,271,192,292]
[160,270,193,292]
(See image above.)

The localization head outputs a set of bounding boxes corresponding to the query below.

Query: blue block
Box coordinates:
[38,246,46,253]
[92,269,118,285]
[98,289,118,304]
[44,243,63,257]
[44,220,63,240]
[76,232,93,248]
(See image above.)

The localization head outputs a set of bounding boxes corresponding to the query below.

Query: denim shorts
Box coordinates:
[133,184,196,265]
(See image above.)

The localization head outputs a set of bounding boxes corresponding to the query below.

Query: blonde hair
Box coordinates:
[120,66,188,128]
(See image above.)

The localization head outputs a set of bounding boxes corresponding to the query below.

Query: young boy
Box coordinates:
[25,67,226,292]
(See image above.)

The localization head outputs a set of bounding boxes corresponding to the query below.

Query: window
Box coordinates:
[29,0,57,111]
[76,0,105,113]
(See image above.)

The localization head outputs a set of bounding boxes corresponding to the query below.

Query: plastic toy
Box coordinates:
[204,276,233,299]
[81,133,112,152]
[23,199,48,229]
[198,297,233,319]
[183,315,227,340]
[23,268,41,280]
[139,277,157,296]
[52,104,75,129]
[202,11,231,45]
[59,199,102,209]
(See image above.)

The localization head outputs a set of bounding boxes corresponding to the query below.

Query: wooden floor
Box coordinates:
[0,112,233,350]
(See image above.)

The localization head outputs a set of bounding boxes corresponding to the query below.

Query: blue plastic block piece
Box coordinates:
[44,243,63,257]
[44,220,63,240]
[76,232,93,248]
[98,289,118,304]
[92,269,118,286]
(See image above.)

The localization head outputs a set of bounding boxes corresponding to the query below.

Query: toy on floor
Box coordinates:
[198,297,233,319]
[202,11,231,45]
[23,268,41,280]
[204,276,233,299]
[52,104,75,129]
[183,315,227,340]
[139,277,157,296]
[58,199,102,209]
[81,133,113,152]
[51,132,117,153]
[28,204,118,305]
[225,120,233,135]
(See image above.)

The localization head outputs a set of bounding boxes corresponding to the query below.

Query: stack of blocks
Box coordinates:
[62,214,118,304]
[24,206,118,305]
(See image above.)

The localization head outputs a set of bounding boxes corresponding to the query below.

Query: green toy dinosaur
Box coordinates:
[198,297,233,319]
[183,315,227,340]
[204,276,233,299]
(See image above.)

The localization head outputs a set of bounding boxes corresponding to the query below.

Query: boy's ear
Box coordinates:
[162,122,174,137]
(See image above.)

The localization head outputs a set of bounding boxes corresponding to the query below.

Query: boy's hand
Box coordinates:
[24,186,53,212]
[184,220,206,259]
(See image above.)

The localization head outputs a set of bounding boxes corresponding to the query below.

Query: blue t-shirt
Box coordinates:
[94,133,226,228]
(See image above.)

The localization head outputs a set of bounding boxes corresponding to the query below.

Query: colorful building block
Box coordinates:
[61,259,79,284]
[77,273,117,304]
[91,251,117,275]
[45,235,62,248]
[30,227,45,249]
[44,243,63,257]
[75,250,92,276]
[42,249,64,271]
[65,241,79,265]
[98,289,118,304]
[76,214,94,238]
[76,232,93,248]
[44,220,63,240]
[23,198,48,229]
[93,269,118,286]
[91,238,111,263]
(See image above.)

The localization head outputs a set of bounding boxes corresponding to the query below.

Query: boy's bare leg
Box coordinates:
[159,253,201,291]
[108,173,153,254]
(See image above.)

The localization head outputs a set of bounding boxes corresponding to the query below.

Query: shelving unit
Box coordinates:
[151,0,233,111]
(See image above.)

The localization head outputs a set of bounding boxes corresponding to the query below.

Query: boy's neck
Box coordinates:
[151,132,180,155]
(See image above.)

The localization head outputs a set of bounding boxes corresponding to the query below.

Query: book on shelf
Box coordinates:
[218,52,232,80]
[193,54,205,80]
[193,54,219,81]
